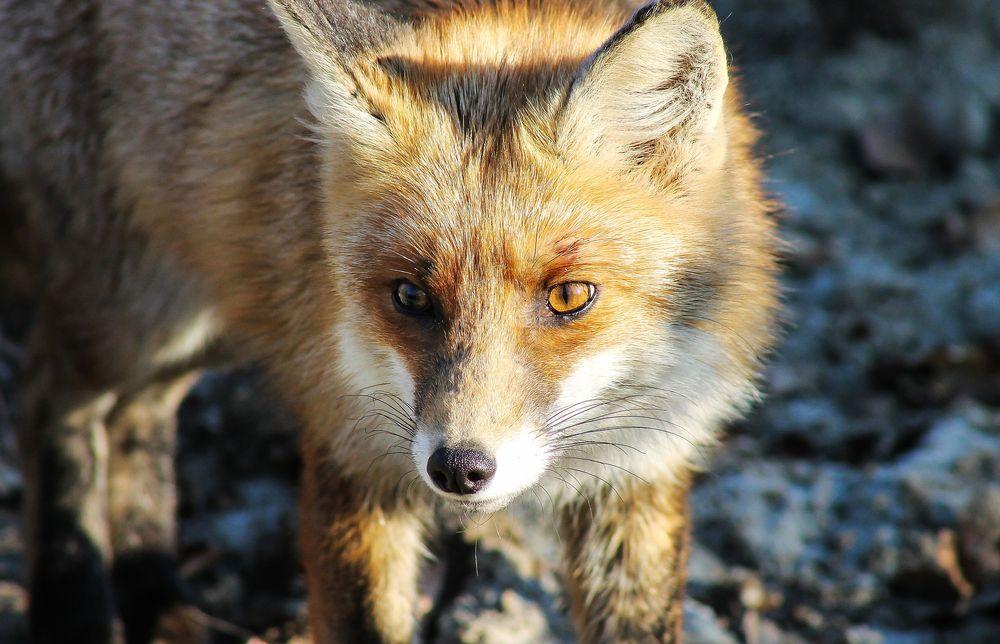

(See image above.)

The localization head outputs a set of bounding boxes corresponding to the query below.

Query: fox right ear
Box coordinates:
[558,0,729,183]
[269,0,400,146]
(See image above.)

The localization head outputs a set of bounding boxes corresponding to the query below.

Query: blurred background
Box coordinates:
[0,0,998,641]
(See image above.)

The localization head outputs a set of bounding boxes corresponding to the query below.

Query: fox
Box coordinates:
[0,0,779,641]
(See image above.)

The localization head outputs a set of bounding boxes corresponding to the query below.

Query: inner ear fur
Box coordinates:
[558,0,729,182]
[269,0,403,147]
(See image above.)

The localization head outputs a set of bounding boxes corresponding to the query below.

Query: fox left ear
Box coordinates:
[269,0,400,149]
[559,0,729,180]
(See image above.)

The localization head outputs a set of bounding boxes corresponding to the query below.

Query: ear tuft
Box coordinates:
[559,0,729,181]
[269,0,396,64]
[269,0,400,145]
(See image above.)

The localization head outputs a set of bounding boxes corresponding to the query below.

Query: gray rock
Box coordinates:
[684,599,738,644]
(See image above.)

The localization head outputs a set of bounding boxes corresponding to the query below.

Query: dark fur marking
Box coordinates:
[112,549,189,644]
[413,342,470,414]
[30,508,118,643]
[582,0,706,76]
[383,56,579,151]
[377,55,410,79]
[663,257,724,327]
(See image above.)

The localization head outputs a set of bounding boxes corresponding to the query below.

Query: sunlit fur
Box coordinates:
[2,0,779,640]
[273,0,779,504]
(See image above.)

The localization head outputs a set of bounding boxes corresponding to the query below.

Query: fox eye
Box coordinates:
[393,281,433,315]
[547,282,596,316]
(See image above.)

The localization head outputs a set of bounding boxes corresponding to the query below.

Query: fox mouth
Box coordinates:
[417,468,523,514]
[446,494,517,515]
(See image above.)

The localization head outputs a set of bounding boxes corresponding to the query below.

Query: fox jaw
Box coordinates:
[273,0,776,511]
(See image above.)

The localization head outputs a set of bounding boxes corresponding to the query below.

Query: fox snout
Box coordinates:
[412,423,549,509]
[426,445,496,495]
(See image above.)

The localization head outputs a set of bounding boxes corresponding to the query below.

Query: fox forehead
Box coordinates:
[342,182,691,304]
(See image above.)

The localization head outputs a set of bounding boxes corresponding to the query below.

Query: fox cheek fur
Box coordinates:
[2,0,778,641]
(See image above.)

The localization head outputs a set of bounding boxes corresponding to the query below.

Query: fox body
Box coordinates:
[0,0,778,641]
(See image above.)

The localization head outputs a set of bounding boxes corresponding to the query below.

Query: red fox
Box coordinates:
[0,0,779,641]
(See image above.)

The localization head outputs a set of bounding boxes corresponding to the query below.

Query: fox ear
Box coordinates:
[269,0,399,145]
[559,0,729,180]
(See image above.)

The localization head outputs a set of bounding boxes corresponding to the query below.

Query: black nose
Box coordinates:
[426,447,496,495]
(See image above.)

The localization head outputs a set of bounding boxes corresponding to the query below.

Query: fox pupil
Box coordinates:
[549,282,594,315]
[394,281,431,313]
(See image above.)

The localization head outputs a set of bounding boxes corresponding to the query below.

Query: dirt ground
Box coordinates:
[1,0,998,642]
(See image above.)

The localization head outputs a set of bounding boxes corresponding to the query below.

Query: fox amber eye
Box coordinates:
[393,281,432,315]
[547,282,596,315]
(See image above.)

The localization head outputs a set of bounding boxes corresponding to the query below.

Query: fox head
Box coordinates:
[271,0,778,511]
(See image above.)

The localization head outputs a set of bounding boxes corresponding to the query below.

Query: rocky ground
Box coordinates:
[1,0,998,642]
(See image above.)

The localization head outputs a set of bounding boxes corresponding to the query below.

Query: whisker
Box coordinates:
[556,440,644,456]
[559,424,696,449]
[353,410,416,435]
[349,407,407,429]
[364,427,415,444]
[354,407,416,433]
[551,470,593,521]
[474,508,501,531]
[365,389,417,417]
[361,422,415,439]
[537,481,563,545]
[685,314,758,359]
[556,453,650,485]
[405,472,422,497]
[545,388,687,425]
[370,389,417,413]
[398,470,419,496]
[545,404,640,435]
[561,467,624,504]
[551,412,675,436]
[546,384,702,434]
[351,382,393,394]
[366,449,412,474]
[538,478,558,511]
[360,399,414,428]
[546,394,638,426]
[614,383,697,407]
[340,387,417,433]
[530,488,546,513]
[393,466,418,491]
[546,394,673,430]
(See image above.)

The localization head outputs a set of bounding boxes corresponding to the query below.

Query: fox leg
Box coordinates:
[17,322,122,644]
[561,475,692,643]
[299,455,427,643]
[106,372,206,644]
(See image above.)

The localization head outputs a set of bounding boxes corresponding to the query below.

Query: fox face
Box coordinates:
[272,0,778,510]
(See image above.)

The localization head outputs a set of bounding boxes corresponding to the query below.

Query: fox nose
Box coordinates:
[426,447,496,495]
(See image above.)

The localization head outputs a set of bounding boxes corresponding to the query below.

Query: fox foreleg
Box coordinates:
[300,456,427,643]
[561,475,691,643]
